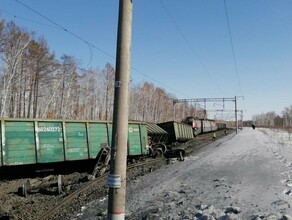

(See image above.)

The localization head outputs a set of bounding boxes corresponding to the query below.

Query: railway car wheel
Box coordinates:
[152,143,167,154]
[153,148,163,158]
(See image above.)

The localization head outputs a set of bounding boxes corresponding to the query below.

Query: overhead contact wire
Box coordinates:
[14,0,115,60]
[160,0,221,92]
[14,0,191,98]
[223,0,243,96]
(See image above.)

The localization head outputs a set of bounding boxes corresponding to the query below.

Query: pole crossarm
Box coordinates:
[208,109,243,112]
[173,97,236,104]
[173,96,244,134]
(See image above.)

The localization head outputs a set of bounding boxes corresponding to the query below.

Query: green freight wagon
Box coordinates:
[157,121,194,143]
[0,118,149,167]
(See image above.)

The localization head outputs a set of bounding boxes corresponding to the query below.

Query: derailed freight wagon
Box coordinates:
[0,118,149,168]
[157,121,194,144]
[146,122,169,145]
[155,121,193,161]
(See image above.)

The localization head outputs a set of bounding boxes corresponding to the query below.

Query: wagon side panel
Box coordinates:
[158,121,194,142]
[0,120,2,166]
[37,121,64,163]
[128,123,148,156]
[65,122,88,160]
[4,121,36,165]
[88,122,110,159]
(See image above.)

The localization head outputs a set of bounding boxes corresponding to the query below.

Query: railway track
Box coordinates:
[179,129,235,155]
[0,129,235,220]
[37,158,163,220]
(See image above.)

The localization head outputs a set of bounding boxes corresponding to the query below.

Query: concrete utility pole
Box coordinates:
[235,96,238,134]
[107,0,132,219]
[241,110,243,129]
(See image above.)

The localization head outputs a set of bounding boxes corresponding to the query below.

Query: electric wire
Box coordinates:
[13,0,191,99]
[0,8,59,29]
[10,0,244,117]
[131,67,191,98]
[160,0,221,92]
[84,42,93,69]
[9,0,231,113]
[14,0,115,60]
[223,0,243,96]
[1,5,94,68]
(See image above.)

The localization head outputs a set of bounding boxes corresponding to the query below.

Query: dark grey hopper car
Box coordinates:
[146,122,169,145]
[157,121,194,144]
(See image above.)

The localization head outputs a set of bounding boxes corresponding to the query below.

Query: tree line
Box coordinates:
[252,106,292,128]
[0,18,205,123]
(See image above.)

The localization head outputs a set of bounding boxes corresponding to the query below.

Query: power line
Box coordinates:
[13,0,191,98]
[0,7,96,68]
[223,0,243,96]
[14,0,115,60]
[160,0,222,92]
[0,8,59,29]
[131,67,190,98]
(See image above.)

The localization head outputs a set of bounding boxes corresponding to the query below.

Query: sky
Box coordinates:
[0,0,292,120]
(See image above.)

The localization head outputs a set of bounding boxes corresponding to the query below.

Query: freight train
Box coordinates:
[182,117,227,136]
[0,117,226,176]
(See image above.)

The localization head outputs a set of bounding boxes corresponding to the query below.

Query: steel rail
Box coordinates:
[37,158,163,220]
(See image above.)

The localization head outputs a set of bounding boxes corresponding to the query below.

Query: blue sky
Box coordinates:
[1,0,292,120]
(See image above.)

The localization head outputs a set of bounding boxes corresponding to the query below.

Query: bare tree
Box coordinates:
[25,37,57,118]
[101,63,115,120]
[57,55,79,119]
[0,18,207,123]
[0,21,31,117]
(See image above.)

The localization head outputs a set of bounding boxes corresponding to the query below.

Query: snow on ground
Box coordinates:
[73,128,292,219]
[125,128,292,219]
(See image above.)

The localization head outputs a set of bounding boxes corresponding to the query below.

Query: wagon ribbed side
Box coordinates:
[157,121,194,143]
[0,118,149,167]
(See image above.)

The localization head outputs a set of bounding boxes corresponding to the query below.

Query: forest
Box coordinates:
[252,107,292,128]
[0,18,204,123]
[1,17,291,127]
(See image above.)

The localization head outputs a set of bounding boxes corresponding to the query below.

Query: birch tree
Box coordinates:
[0,21,31,117]
[25,37,57,118]
[58,55,79,119]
